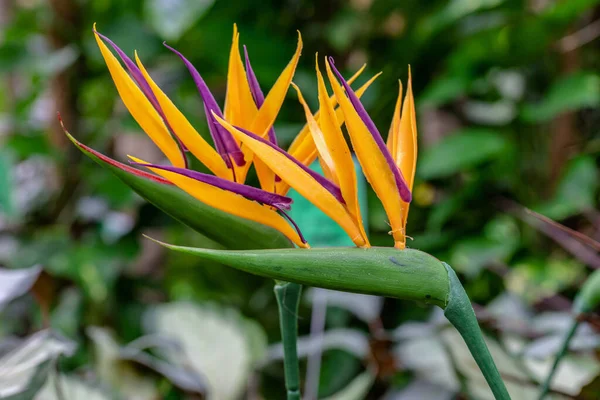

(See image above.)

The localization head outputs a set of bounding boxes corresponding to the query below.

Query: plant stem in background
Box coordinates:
[539,268,600,399]
[538,319,579,400]
[443,263,511,400]
[275,281,302,400]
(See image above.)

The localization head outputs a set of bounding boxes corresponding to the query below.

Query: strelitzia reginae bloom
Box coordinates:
[65,24,412,251]
[64,25,510,400]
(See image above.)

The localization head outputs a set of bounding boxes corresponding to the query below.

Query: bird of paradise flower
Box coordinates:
[63,24,416,251]
[61,24,513,400]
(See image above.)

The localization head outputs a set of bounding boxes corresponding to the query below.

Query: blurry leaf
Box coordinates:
[144,302,267,400]
[326,11,362,52]
[87,327,159,399]
[304,288,383,324]
[507,258,584,303]
[541,0,600,23]
[145,0,215,41]
[386,380,455,400]
[34,374,112,400]
[517,207,600,269]
[266,328,370,362]
[417,129,509,180]
[0,150,14,217]
[0,330,76,400]
[419,74,469,107]
[321,370,375,400]
[420,0,505,37]
[0,265,42,311]
[119,335,208,394]
[441,328,537,400]
[450,216,519,276]
[521,72,600,122]
[535,156,599,220]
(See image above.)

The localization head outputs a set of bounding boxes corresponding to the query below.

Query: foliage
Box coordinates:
[0,0,599,398]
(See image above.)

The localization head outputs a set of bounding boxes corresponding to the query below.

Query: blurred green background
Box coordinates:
[0,0,599,399]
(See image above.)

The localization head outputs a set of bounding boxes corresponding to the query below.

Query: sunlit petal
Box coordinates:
[134,53,230,179]
[94,28,185,168]
[215,114,368,248]
[325,58,407,248]
[315,58,369,246]
[277,71,381,196]
[165,43,245,167]
[130,156,308,248]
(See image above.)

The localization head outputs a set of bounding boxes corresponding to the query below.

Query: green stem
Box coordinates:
[443,263,511,400]
[539,269,600,399]
[538,319,579,400]
[275,281,302,400]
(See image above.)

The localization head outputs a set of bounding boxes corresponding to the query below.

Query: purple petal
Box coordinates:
[232,124,346,205]
[131,162,293,210]
[96,30,189,164]
[328,57,412,203]
[275,205,307,244]
[243,45,280,181]
[164,43,245,167]
[204,103,231,168]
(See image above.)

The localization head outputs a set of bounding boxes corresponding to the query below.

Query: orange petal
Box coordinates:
[396,69,417,249]
[315,58,369,246]
[250,32,303,137]
[224,24,258,130]
[325,60,405,248]
[236,32,304,186]
[292,82,338,185]
[134,52,230,179]
[215,114,367,247]
[278,71,381,195]
[93,27,185,168]
[129,155,307,248]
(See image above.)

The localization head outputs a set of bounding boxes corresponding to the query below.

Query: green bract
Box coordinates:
[72,135,293,250]
[146,242,450,308]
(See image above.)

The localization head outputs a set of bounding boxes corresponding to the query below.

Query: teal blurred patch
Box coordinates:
[287,158,368,247]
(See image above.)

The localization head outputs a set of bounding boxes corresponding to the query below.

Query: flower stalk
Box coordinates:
[274,282,302,400]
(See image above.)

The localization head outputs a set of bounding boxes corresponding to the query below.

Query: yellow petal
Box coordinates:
[214,114,367,248]
[129,155,307,248]
[315,59,369,246]
[396,69,417,249]
[94,28,185,168]
[277,71,381,195]
[224,24,258,130]
[238,32,303,187]
[287,64,367,156]
[249,32,303,137]
[291,82,338,185]
[398,68,417,191]
[325,60,405,248]
[134,52,230,179]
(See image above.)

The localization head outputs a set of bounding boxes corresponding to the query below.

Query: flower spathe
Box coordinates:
[67,24,416,250]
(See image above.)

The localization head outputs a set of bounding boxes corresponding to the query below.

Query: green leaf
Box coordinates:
[417,129,509,180]
[419,74,469,107]
[0,150,15,217]
[144,302,267,400]
[521,72,600,122]
[144,0,216,41]
[147,242,451,308]
[450,216,520,276]
[322,371,375,400]
[66,132,292,250]
[535,155,599,220]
